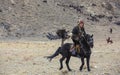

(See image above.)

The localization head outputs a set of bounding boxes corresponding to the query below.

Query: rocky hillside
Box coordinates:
[0,0,120,40]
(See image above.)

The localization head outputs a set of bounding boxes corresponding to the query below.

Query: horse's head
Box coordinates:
[85,34,94,48]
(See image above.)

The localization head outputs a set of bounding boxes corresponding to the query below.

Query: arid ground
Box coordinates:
[0,39,120,75]
[0,0,120,75]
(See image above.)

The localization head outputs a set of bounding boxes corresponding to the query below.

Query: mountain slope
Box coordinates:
[0,0,120,40]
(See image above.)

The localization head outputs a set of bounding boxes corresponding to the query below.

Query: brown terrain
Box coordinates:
[0,0,120,75]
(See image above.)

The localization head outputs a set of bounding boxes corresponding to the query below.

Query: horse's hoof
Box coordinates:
[88,69,91,72]
[79,69,82,71]
[79,68,83,72]
[68,69,72,71]
[59,67,63,70]
[79,67,82,71]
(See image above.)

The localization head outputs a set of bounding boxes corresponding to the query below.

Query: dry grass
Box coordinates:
[0,40,120,75]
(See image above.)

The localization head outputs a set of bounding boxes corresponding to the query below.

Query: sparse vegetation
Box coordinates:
[0,0,120,74]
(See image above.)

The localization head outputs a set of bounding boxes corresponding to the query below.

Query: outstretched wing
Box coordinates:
[46,29,71,40]
[46,33,60,40]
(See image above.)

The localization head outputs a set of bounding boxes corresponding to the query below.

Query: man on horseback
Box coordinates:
[70,20,86,54]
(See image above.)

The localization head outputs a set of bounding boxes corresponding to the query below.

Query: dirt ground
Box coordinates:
[0,0,120,75]
[0,39,120,75]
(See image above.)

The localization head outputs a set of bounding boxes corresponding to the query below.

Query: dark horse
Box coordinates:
[46,34,94,71]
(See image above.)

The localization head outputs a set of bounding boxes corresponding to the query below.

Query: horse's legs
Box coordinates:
[66,56,71,71]
[59,56,65,70]
[46,47,61,61]
[86,56,91,71]
[80,57,84,71]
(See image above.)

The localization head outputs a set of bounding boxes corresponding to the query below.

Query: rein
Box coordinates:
[79,35,91,54]
[81,36,90,47]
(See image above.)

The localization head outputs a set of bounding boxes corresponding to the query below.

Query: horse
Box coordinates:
[106,37,113,44]
[110,28,112,34]
[46,34,94,71]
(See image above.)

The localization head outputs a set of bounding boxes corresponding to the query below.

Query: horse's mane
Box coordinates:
[81,34,93,49]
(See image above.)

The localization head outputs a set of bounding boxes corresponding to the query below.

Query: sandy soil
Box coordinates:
[0,0,120,75]
[0,39,120,75]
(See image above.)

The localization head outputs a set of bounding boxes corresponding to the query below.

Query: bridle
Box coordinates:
[80,34,93,48]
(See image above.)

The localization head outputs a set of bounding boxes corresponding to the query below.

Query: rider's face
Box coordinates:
[79,23,84,28]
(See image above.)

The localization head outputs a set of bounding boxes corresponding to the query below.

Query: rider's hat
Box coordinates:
[79,20,84,24]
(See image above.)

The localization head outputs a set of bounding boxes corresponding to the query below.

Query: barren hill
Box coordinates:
[0,0,120,75]
[0,0,120,40]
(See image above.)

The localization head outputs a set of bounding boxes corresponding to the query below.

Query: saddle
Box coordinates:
[70,44,81,54]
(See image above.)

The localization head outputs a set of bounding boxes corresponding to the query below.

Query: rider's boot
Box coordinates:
[75,45,81,58]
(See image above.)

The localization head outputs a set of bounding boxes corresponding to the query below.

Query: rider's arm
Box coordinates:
[72,26,79,35]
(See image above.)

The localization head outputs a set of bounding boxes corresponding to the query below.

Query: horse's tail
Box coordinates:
[45,47,61,62]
